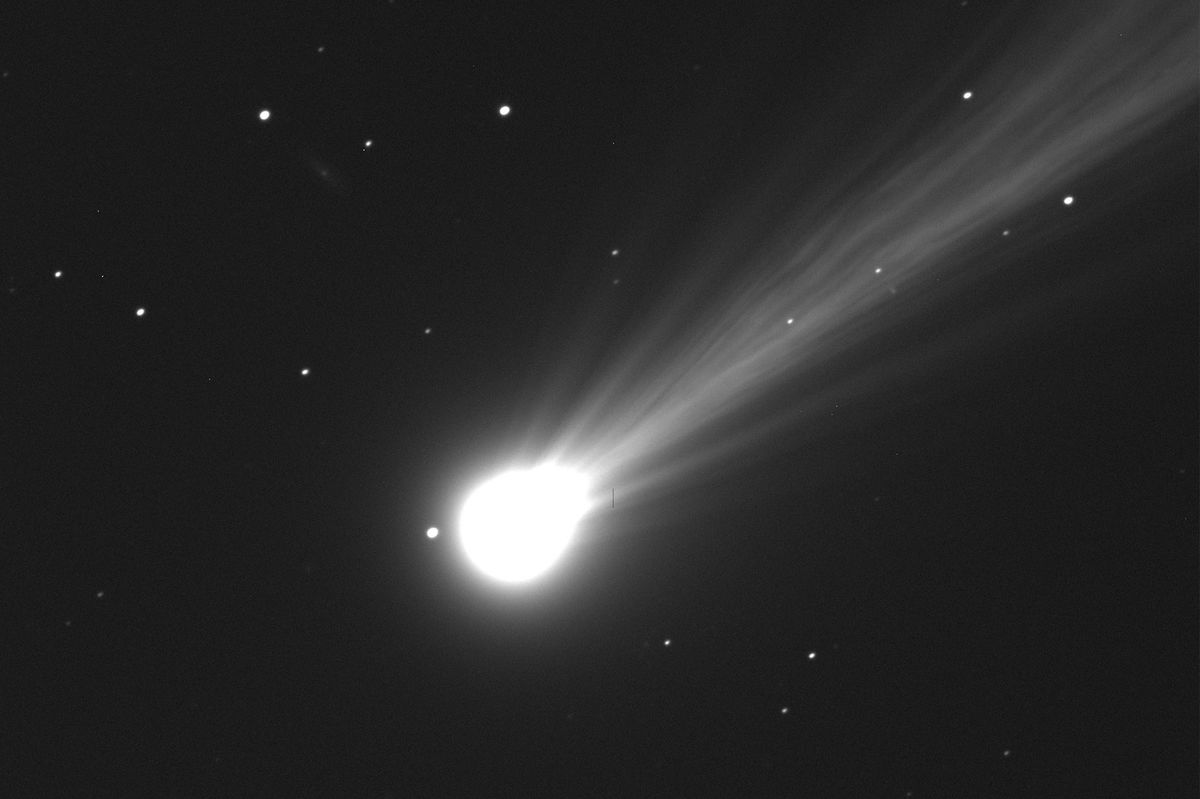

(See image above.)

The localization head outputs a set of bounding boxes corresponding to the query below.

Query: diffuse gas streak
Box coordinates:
[540,1,1196,511]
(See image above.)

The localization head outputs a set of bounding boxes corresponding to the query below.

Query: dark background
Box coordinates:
[4,2,1196,796]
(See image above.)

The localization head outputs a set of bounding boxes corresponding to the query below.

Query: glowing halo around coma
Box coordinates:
[458,465,591,583]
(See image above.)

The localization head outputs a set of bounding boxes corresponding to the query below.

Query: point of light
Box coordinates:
[1063,194,1074,205]
[300,367,310,376]
[426,526,439,539]
[781,707,789,714]
[459,465,591,583]
[663,638,672,646]
[874,267,882,274]
[54,270,63,279]
[786,317,794,325]
[423,327,432,335]
[135,307,146,317]
[611,248,620,256]
[962,90,973,100]
[808,651,816,660]
[258,109,271,121]
[498,105,511,117]
[364,139,373,148]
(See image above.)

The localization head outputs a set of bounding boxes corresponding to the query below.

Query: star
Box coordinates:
[807,651,816,660]
[299,367,311,376]
[426,526,439,539]
[258,109,271,121]
[780,706,789,714]
[611,248,620,256]
[1063,195,1074,205]
[54,270,63,279]
[498,105,511,117]
[663,638,671,647]
[786,317,794,325]
[423,327,432,335]
[96,590,105,599]
[962,90,973,100]
[363,139,373,149]
[135,307,146,317]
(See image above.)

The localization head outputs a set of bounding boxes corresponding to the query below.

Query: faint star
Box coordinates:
[426,526,439,539]
[363,139,373,149]
[874,267,882,274]
[663,638,671,647]
[299,368,310,376]
[96,591,105,599]
[1003,749,1012,757]
[258,109,271,121]
[807,651,816,660]
[1002,229,1011,236]
[316,46,325,53]
[498,105,511,117]
[54,270,63,279]
[786,318,794,325]
[610,248,620,256]
[423,327,432,335]
[780,707,789,714]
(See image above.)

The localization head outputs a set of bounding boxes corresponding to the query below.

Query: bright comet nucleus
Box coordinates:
[458,464,591,583]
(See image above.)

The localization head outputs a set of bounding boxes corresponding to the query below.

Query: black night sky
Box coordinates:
[6,2,1197,796]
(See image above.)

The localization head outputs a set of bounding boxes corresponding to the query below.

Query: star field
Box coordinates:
[5,2,1196,796]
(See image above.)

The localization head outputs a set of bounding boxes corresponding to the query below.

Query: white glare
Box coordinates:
[135,307,146,317]
[426,526,439,539]
[459,465,591,583]
[498,105,511,117]
[258,109,270,121]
